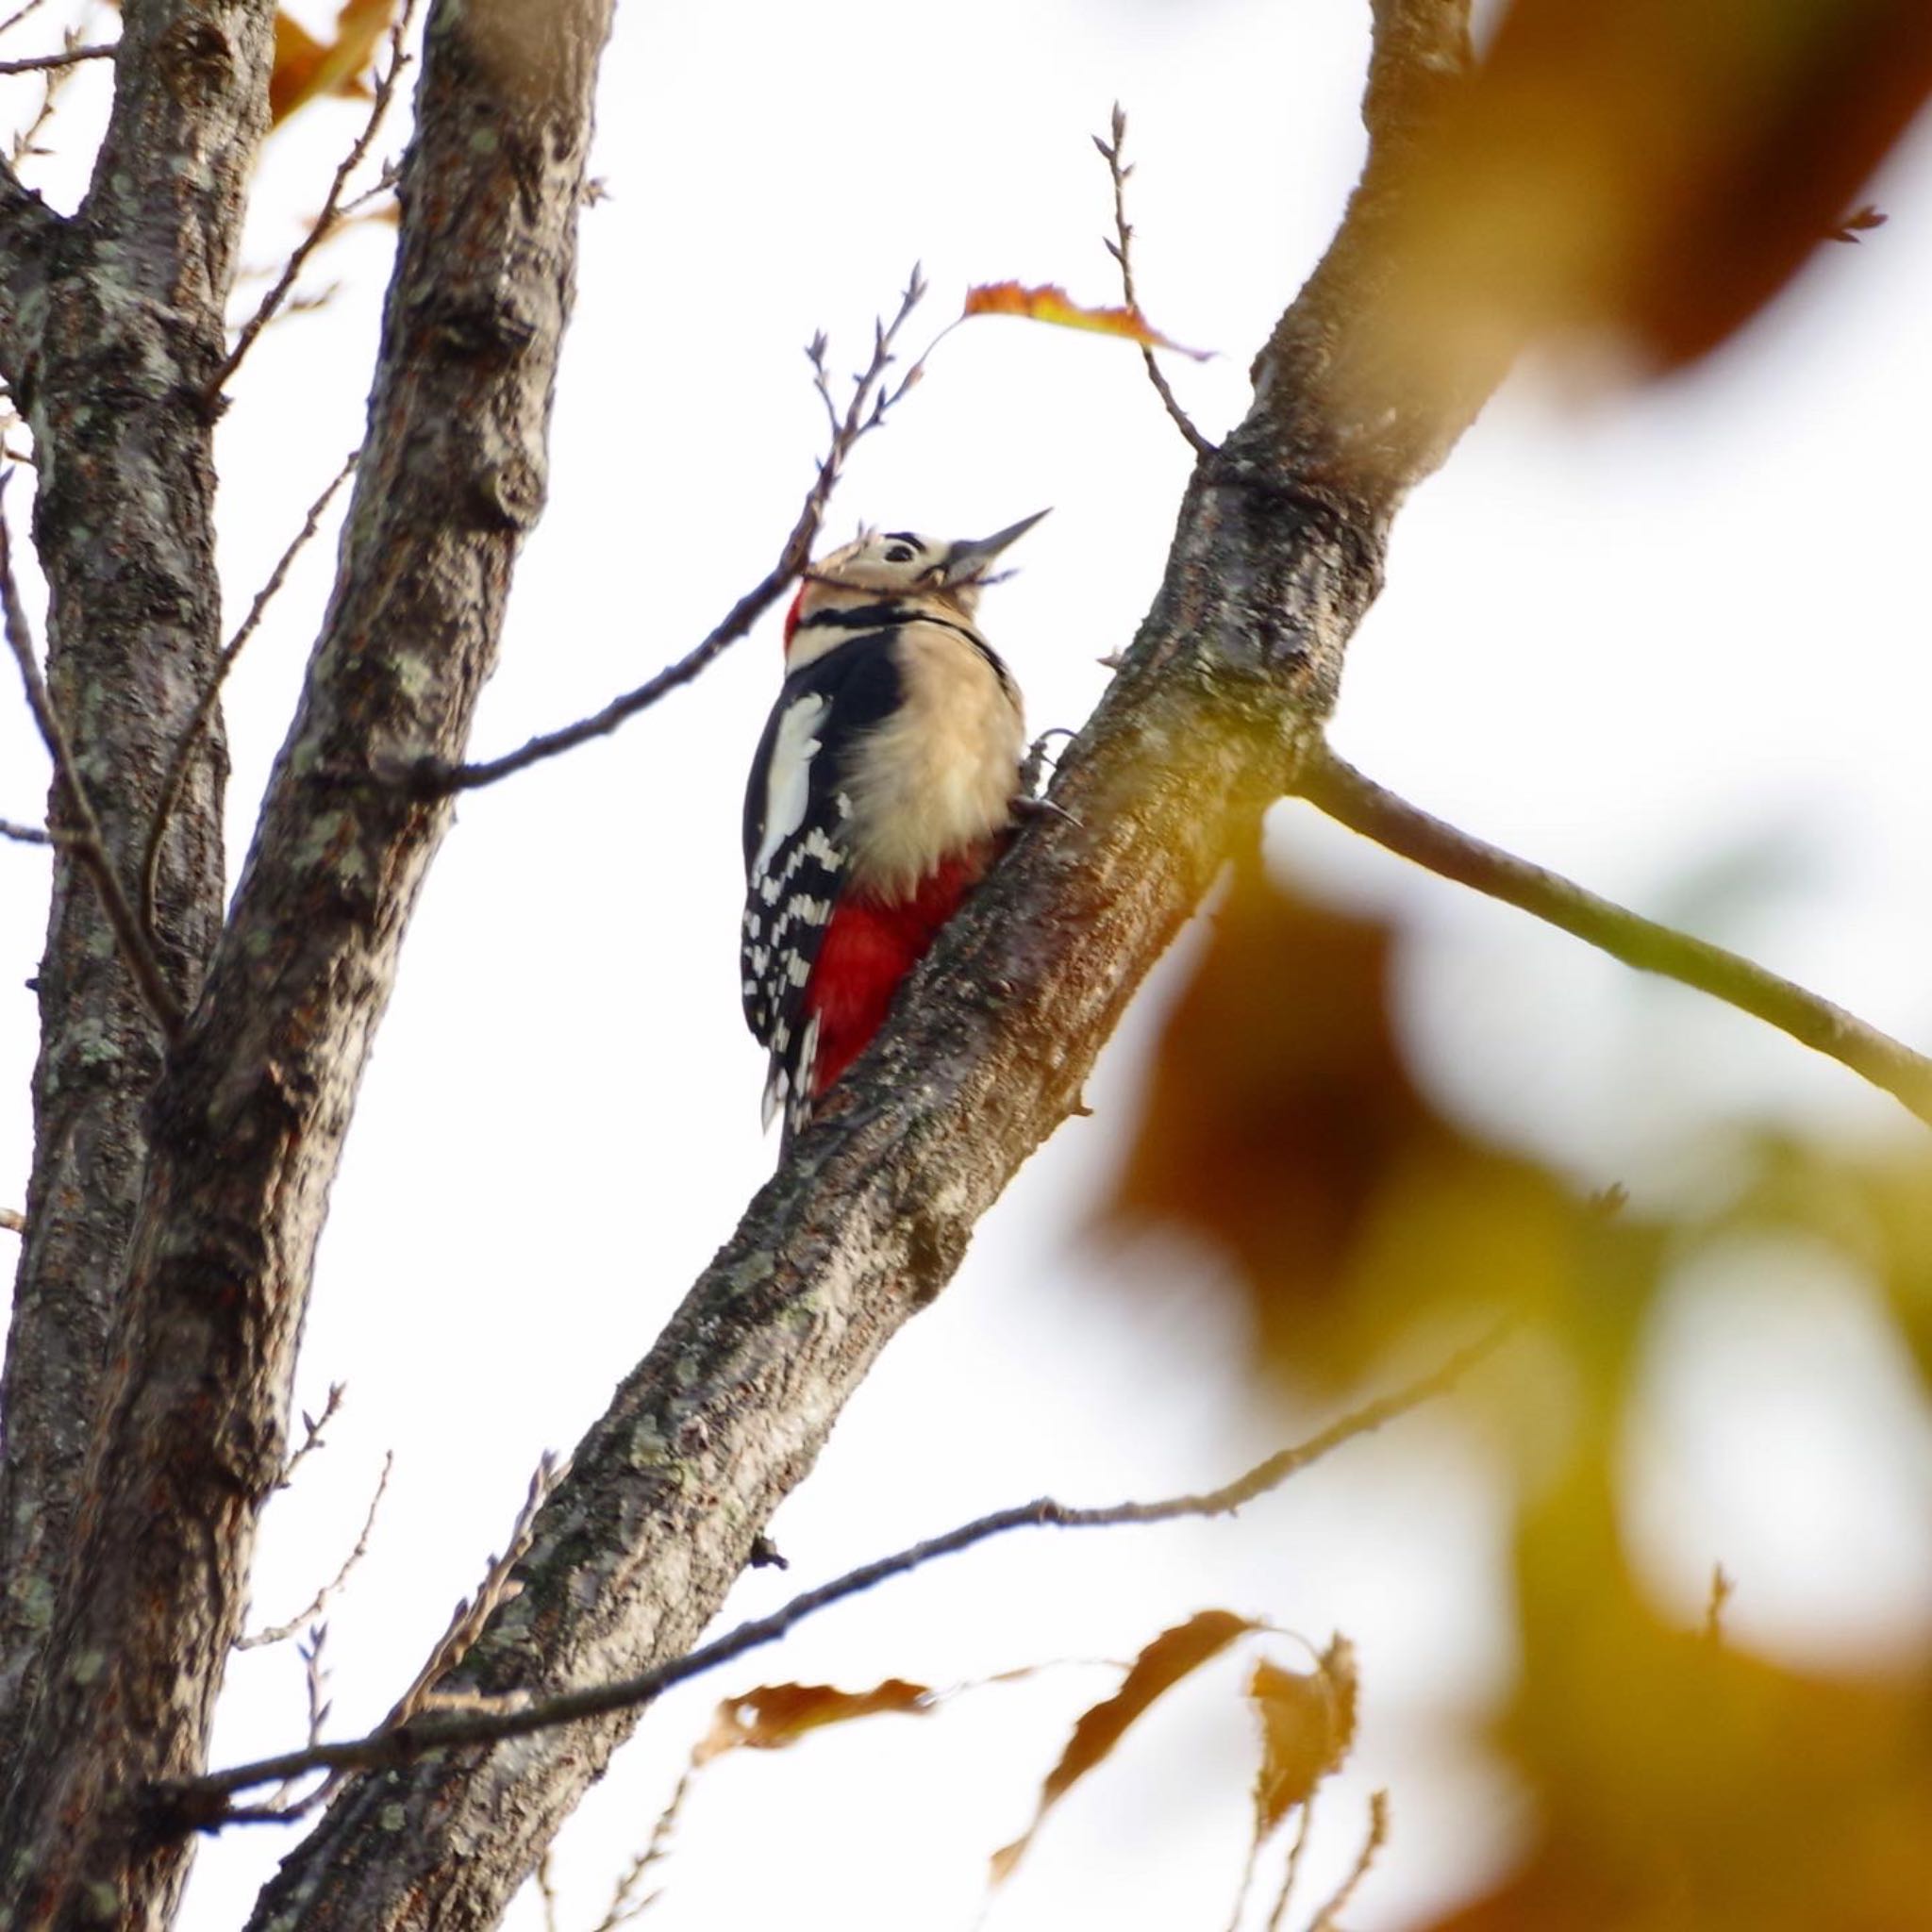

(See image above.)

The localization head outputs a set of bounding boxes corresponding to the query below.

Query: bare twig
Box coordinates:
[239,1451,393,1650]
[0,39,109,75]
[155,1332,1499,1829]
[0,1207,23,1234]
[1265,1797,1318,1932]
[534,1848,562,1932]
[206,0,418,397]
[278,1381,348,1489]
[1,815,48,843]
[1097,103,1214,458]
[385,1450,568,1728]
[0,475,183,1033]
[585,1764,690,1932]
[0,0,50,42]
[9,25,102,165]
[427,264,933,795]
[1307,1790,1389,1932]
[1296,746,1932,1128]
[140,444,360,943]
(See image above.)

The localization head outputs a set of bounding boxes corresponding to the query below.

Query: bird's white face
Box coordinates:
[796,530,983,629]
[783,512,1049,661]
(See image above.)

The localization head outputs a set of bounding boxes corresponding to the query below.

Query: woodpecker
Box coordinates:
[741,511,1046,1142]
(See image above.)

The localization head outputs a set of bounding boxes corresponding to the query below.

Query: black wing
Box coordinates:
[740,634,903,1130]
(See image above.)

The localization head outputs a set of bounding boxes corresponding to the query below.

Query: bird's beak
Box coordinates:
[939,508,1051,586]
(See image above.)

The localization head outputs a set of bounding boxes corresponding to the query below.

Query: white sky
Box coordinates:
[3,2,1932,1928]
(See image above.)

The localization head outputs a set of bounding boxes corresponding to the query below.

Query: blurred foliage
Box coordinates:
[1375,0,1931,399]
[270,0,394,126]
[1105,853,1932,1927]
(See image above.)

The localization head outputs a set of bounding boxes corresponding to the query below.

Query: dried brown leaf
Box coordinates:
[1250,1636,1358,1839]
[697,1676,934,1764]
[991,1609,1257,1886]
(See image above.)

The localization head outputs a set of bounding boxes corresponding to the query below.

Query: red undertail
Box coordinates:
[804,848,992,1100]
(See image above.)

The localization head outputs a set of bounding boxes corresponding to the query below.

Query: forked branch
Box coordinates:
[425,264,934,795]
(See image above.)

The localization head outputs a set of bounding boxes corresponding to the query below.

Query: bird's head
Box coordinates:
[783,510,1048,658]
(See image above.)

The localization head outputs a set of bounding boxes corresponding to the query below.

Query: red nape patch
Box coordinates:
[805,854,989,1098]
[782,582,808,649]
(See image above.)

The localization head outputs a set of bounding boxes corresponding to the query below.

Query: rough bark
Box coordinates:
[0,1,612,1925]
[243,5,1489,1927]
[0,0,277,1755]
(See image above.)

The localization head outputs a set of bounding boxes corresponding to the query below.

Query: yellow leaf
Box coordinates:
[962,280,1211,360]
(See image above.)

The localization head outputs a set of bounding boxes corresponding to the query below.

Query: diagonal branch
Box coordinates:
[427,265,931,796]
[1295,747,1932,1126]
[240,6,1484,1926]
[0,481,183,1032]
[159,1330,1494,1827]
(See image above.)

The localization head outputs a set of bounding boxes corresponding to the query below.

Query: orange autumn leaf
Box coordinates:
[991,1609,1257,1886]
[963,280,1211,360]
[270,0,396,126]
[1249,1637,1359,1839]
[696,1676,934,1764]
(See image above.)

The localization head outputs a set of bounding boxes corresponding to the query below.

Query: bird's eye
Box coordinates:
[884,543,915,564]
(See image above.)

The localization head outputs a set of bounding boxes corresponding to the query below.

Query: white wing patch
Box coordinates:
[751,693,827,883]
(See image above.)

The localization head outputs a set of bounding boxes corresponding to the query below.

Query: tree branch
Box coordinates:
[428,264,931,795]
[0,479,183,1030]
[0,0,609,1922]
[162,1331,1492,1828]
[0,814,48,843]
[0,0,279,1789]
[1295,747,1932,1126]
[0,41,111,75]
[140,443,360,946]
[242,6,1488,1926]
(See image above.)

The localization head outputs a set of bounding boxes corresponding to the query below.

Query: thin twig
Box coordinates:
[155,1331,1499,1829]
[0,40,109,75]
[141,445,359,943]
[0,475,183,1032]
[1266,1796,1318,1932]
[427,264,933,795]
[1,815,48,843]
[1097,103,1214,458]
[0,0,50,42]
[534,1848,562,1932]
[1307,1790,1389,1932]
[206,0,418,397]
[384,1450,568,1728]
[1297,745,1932,1128]
[278,1381,348,1489]
[9,24,102,165]
[239,1451,393,1649]
[0,1207,23,1234]
[585,1763,691,1932]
